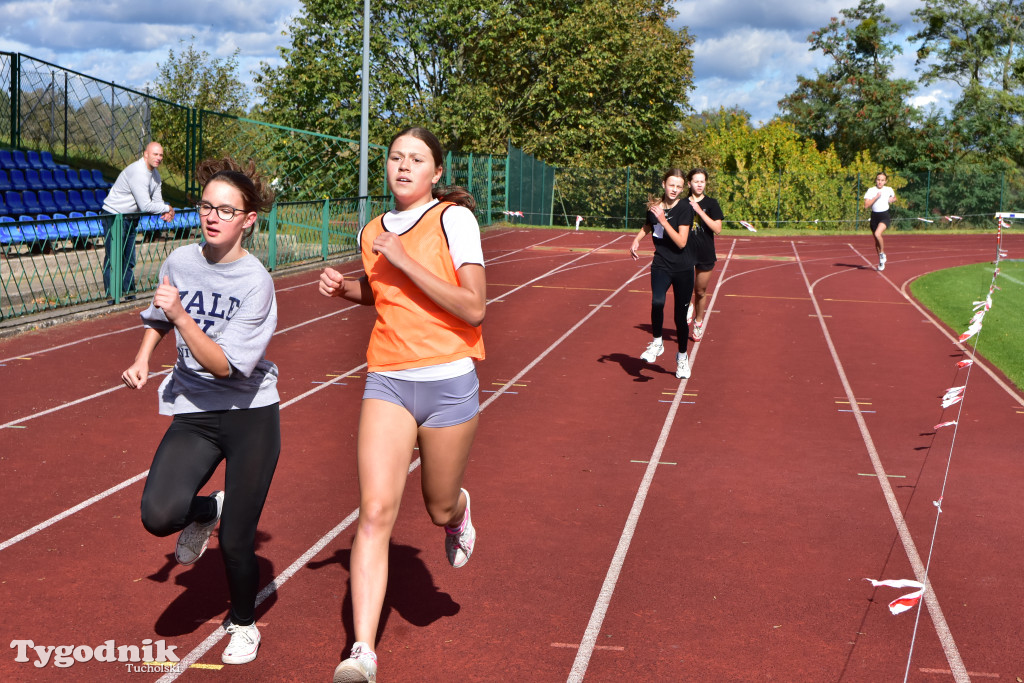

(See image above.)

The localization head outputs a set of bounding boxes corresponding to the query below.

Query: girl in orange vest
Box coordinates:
[319,127,485,683]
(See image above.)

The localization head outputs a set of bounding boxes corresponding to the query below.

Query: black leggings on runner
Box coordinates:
[650,266,694,353]
[140,403,281,626]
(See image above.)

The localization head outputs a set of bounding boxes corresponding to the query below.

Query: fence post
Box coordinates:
[322,198,330,259]
[63,72,68,161]
[110,214,124,303]
[267,201,279,272]
[854,173,860,229]
[775,168,783,230]
[11,55,20,148]
[467,152,474,196]
[486,155,493,226]
[504,143,511,215]
[445,151,452,186]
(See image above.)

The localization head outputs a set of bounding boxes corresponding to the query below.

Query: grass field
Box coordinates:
[911,259,1024,390]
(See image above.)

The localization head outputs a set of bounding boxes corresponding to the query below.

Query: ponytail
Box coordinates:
[434,185,477,212]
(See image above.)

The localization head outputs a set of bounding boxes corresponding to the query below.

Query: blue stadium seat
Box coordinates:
[78,189,96,210]
[0,169,10,194]
[6,191,27,216]
[52,189,74,214]
[18,215,46,244]
[89,169,107,189]
[93,188,108,209]
[75,169,95,189]
[37,190,60,215]
[84,210,105,238]
[0,215,23,246]
[51,168,72,189]
[51,213,72,240]
[0,150,14,170]
[37,169,59,191]
[35,214,60,242]
[40,151,59,169]
[67,189,89,213]
[64,169,86,190]
[9,169,28,192]
[22,191,43,216]
[24,168,42,189]
[26,151,46,170]
[10,151,31,170]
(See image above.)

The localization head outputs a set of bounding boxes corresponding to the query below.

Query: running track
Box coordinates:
[1,229,1021,682]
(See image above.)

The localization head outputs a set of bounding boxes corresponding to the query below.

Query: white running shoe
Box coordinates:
[691,320,704,341]
[333,642,377,683]
[676,353,691,379]
[222,622,260,665]
[640,339,664,363]
[879,253,887,270]
[445,488,476,568]
[175,490,223,565]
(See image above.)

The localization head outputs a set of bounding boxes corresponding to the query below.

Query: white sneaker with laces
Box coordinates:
[879,252,887,270]
[175,490,223,565]
[445,488,476,568]
[640,339,664,363]
[333,642,378,683]
[691,320,704,341]
[676,353,691,379]
[222,622,260,665]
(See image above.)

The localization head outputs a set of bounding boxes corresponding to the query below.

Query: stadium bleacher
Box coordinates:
[0,148,112,249]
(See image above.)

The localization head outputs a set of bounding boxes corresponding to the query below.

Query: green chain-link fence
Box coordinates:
[1,52,521,323]
[553,165,1024,231]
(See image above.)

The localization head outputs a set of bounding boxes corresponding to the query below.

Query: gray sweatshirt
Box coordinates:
[141,243,279,415]
[102,157,170,215]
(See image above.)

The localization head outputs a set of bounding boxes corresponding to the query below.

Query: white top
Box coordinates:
[865,186,895,212]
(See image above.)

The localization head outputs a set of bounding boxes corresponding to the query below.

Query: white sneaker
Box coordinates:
[879,253,887,270]
[175,490,223,565]
[675,353,691,379]
[640,340,664,363]
[333,642,377,683]
[222,622,260,665]
[691,319,704,341]
[445,488,476,568]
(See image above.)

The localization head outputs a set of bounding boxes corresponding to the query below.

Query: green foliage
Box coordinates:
[149,39,250,181]
[777,0,920,168]
[254,0,693,167]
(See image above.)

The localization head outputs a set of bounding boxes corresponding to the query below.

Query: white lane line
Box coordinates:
[159,237,642,681]
[795,242,968,683]
[567,239,738,683]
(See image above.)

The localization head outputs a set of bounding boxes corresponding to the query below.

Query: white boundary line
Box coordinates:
[567,239,738,682]
[794,241,968,682]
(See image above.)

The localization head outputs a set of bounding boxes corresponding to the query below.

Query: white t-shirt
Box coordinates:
[865,186,895,212]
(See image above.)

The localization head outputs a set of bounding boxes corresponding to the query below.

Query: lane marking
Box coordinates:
[793,241,968,683]
[630,460,677,465]
[568,238,738,683]
[858,473,906,478]
[918,668,999,678]
[552,643,625,652]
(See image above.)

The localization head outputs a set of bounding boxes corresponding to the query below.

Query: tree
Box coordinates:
[148,39,250,179]
[910,0,1024,167]
[254,0,693,167]
[777,0,919,168]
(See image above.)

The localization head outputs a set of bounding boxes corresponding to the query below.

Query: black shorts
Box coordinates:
[695,262,715,273]
[870,211,891,231]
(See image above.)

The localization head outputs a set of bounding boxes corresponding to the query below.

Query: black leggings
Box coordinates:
[650,266,694,354]
[140,404,281,626]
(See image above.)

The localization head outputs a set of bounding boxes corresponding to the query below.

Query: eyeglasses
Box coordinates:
[197,202,247,221]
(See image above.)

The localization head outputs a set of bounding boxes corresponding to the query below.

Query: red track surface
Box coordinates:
[1,229,1021,682]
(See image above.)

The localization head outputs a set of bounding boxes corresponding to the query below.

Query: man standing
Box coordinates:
[102,141,175,300]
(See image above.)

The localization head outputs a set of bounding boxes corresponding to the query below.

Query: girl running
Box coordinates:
[121,158,280,665]
[864,171,895,270]
[630,168,693,379]
[684,168,724,342]
[319,126,485,683]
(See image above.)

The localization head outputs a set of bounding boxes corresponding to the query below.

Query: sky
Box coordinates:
[0,0,959,128]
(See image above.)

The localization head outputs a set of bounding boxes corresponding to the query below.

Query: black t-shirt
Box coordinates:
[685,196,723,265]
[648,201,692,271]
